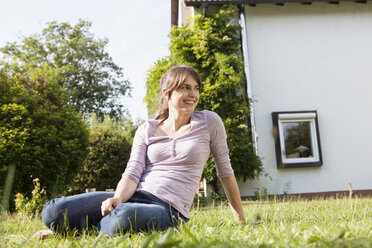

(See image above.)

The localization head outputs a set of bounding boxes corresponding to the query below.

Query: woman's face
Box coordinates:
[167,75,200,115]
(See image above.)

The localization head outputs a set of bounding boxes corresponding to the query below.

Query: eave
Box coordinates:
[185,0,368,7]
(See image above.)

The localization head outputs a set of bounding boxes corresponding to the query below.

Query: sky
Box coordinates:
[0,0,172,120]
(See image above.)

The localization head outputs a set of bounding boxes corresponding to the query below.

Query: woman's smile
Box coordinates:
[184,99,196,104]
[168,75,200,114]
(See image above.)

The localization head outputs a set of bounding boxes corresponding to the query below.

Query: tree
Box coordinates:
[0,20,131,119]
[67,114,139,194]
[0,64,89,197]
[145,5,262,190]
[0,82,30,209]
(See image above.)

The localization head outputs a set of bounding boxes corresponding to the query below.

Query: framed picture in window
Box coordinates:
[272,111,322,168]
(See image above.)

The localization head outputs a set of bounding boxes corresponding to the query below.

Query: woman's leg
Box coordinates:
[98,202,173,237]
[42,192,114,233]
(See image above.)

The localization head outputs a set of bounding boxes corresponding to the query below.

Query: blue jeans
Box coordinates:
[42,190,184,237]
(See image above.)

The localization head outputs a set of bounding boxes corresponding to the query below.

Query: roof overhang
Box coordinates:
[185,0,367,6]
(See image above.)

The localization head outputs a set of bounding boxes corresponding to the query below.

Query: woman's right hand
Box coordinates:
[101,197,122,216]
[101,176,138,216]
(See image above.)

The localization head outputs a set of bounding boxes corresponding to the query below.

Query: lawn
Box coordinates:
[1,197,371,247]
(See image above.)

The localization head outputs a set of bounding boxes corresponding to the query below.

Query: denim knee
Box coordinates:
[41,198,67,232]
[99,204,137,236]
[99,203,172,237]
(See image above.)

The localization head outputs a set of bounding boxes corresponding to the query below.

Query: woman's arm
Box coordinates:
[219,175,246,222]
[206,112,245,222]
[101,175,137,216]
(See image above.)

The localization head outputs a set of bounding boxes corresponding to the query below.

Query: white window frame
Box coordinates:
[272,111,322,168]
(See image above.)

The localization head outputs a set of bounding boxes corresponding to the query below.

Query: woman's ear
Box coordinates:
[161,88,168,97]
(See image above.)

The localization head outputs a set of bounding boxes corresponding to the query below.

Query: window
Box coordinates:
[272,111,322,168]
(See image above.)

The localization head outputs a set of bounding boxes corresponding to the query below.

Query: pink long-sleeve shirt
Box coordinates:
[122,110,234,218]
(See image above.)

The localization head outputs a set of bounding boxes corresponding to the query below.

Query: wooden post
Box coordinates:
[1,163,16,211]
[171,0,179,27]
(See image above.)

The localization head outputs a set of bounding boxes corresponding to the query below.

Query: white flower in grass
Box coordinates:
[205,226,214,234]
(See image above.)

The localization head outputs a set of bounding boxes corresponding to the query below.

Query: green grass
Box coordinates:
[1,197,371,247]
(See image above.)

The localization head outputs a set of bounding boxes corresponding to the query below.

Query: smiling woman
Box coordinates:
[38,65,245,238]
[156,66,201,138]
[156,66,201,120]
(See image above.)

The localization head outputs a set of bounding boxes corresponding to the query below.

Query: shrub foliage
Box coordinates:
[0,64,89,197]
[145,5,262,188]
[67,115,138,194]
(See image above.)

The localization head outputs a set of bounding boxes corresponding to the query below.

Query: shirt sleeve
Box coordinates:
[206,111,234,177]
[122,122,148,184]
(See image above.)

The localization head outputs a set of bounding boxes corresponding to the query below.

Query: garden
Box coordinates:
[1,5,371,248]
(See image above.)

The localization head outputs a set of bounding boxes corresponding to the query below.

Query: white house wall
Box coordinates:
[178,0,194,27]
[238,2,372,196]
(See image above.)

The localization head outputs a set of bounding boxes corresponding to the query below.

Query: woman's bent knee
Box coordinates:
[42,198,67,231]
[99,203,173,237]
[99,205,135,236]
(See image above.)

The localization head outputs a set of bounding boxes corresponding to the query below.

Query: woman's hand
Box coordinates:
[101,197,122,216]
[100,176,138,216]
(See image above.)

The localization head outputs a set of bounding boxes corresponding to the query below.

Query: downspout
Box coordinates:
[239,5,258,154]
[202,3,208,18]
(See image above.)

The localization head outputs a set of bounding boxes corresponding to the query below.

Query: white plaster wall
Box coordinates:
[178,0,194,27]
[239,2,372,196]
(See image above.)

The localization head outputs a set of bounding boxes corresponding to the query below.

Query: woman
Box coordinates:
[37,65,246,238]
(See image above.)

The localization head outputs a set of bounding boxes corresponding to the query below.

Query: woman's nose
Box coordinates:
[188,89,198,97]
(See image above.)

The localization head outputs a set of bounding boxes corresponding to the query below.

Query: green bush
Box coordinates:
[67,115,139,194]
[145,5,262,190]
[0,64,89,198]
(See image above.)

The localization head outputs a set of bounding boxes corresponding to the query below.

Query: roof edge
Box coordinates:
[184,0,367,6]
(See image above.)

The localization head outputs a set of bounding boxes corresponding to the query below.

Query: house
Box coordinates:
[173,0,372,197]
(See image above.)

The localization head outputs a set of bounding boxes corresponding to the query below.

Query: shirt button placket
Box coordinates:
[172,139,176,157]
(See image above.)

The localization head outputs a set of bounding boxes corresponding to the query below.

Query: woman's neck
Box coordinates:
[165,111,192,132]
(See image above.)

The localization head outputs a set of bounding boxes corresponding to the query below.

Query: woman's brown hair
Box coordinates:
[155,65,202,119]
